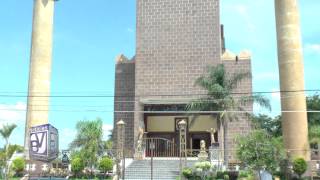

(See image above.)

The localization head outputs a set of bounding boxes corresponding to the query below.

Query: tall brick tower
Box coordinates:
[24,0,55,159]
[134,0,222,145]
[114,0,252,161]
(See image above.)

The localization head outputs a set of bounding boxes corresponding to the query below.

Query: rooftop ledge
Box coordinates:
[222,49,251,61]
[115,54,135,64]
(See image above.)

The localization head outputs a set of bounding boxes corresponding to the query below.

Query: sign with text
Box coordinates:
[30,124,59,162]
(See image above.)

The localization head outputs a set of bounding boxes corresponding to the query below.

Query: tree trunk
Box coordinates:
[4,138,8,180]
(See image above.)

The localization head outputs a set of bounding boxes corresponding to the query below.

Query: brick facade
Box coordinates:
[114,0,253,161]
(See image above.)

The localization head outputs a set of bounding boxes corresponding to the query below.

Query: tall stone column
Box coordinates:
[275,0,310,160]
[24,0,55,159]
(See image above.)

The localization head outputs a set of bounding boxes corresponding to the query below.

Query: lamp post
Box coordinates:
[178,120,187,179]
[150,140,155,180]
[116,120,125,180]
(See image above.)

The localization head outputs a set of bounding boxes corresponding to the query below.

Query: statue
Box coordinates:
[134,127,144,159]
[136,128,144,151]
[200,140,206,151]
[207,128,217,145]
[198,140,208,161]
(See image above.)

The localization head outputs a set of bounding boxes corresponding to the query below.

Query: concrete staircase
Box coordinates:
[124,159,197,180]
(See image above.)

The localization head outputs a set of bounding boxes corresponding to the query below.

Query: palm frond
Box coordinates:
[0,124,17,139]
[227,72,251,90]
[240,95,271,111]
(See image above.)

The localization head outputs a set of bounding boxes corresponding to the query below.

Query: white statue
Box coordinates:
[207,128,217,144]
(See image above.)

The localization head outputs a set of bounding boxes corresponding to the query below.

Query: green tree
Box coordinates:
[187,64,271,162]
[70,118,104,174]
[71,157,85,177]
[98,157,113,178]
[236,130,285,180]
[307,94,320,126]
[0,124,17,180]
[292,157,307,179]
[309,125,320,149]
[252,114,282,137]
[11,158,25,177]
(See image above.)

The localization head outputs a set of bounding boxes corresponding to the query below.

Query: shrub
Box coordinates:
[292,157,308,178]
[182,168,193,179]
[11,158,25,177]
[71,157,84,177]
[98,157,113,173]
[223,174,230,180]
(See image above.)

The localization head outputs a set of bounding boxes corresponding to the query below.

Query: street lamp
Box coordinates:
[178,120,187,180]
[116,119,126,180]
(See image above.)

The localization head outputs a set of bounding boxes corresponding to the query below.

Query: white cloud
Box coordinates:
[103,124,113,140]
[305,43,320,54]
[0,102,26,146]
[0,102,26,128]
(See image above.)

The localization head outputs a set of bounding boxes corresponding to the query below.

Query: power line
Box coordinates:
[1,109,320,113]
[0,89,319,98]
[0,91,313,105]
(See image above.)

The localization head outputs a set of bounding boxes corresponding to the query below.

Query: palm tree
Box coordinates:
[186,64,271,163]
[70,118,104,176]
[0,124,17,180]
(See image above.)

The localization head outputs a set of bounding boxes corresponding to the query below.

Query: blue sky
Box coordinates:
[0,0,319,149]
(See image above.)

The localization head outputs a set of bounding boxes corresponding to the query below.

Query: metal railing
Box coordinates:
[144,138,179,157]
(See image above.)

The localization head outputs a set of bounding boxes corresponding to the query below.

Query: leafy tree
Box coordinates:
[71,157,85,177]
[292,157,307,179]
[70,118,104,174]
[187,64,271,162]
[0,124,17,180]
[98,157,113,178]
[308,125,320,155]
[252,114,282,137]
[11,158,25,177]
[236,130,285,180]
[307,94,320,126]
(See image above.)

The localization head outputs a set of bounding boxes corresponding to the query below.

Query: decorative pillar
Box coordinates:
[178,120,187,178]
[275,0,310,160]
[24,0,55,160]
[116,120,125,179]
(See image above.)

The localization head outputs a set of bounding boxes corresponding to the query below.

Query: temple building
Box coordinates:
[114,0,252,161]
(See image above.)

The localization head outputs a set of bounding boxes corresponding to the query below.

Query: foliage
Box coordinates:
[182,161,216,179]
[7,145,23,160]
[11,158,25,176]
[98,157,113,173]
[104,139,113,150]
[236,130,285,178]
[182,168,193,179]
[186,64,270,162]
[309,125,320,147]
[238,170,255,180]
[307,94,320,126]
[0,124,17,180]
[292,158,308,178]
[187,64,270,123]
[70,118,104,171]
[252,114,282,137]
[71,157,85,176]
